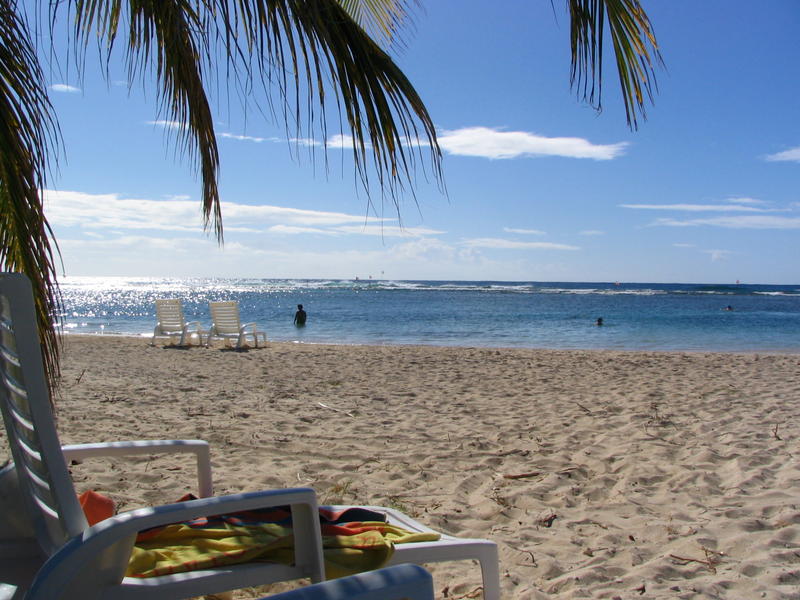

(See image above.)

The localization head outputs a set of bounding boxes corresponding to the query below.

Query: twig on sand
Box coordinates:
[575,402,593,415]
[317,401,354,417]
[503,471,542,480]
[773,423,782,440]
[669,546,723,574]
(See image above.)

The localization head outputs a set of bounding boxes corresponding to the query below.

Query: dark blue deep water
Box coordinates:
[59,278,800,353]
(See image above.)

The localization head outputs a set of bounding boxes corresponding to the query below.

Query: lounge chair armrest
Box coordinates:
[28,488,325,597]
[239,322,258,332]
[264,564,434,600]
[184,321,204,330]
[61,440,213,498]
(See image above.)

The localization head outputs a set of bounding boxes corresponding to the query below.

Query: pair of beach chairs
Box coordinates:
[152,298,267,349]
[0,273,499,599]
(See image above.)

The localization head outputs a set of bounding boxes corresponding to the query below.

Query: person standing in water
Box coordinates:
[293,304,307,326]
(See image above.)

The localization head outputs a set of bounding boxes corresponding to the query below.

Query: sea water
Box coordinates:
[58,277,800,353]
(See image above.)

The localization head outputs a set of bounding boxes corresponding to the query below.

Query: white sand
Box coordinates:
[34,337,800,597]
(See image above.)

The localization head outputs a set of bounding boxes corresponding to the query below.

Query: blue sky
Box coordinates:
[41,1,799,284]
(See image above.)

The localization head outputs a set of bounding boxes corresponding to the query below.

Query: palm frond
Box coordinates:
[337,0,417,49]
[65,0,223,238]
[59,0,440,232]
[220,0,442,212]
[568,0,662,129]
[0,0,62,390]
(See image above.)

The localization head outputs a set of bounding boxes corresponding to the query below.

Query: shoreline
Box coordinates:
[60,331,800,356]
[39,336,800,598]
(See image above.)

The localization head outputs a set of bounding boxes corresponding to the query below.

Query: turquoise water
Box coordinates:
[59,277,800,353]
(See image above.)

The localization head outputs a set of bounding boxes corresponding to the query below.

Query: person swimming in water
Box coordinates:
[596,317,604,326]
[293,304,307,326]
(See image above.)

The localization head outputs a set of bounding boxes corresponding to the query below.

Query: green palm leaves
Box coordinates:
[569,0,662,129]
[61,0,441,238]
[0,1,61,385]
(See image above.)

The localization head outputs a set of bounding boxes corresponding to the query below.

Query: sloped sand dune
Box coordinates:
[38,337,800,598]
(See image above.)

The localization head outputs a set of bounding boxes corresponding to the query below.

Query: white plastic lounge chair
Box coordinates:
[0,273,325,600]
[206,301,267,348]
[323,505,499,600]
[151,298,205,346]
[261,564,434,600]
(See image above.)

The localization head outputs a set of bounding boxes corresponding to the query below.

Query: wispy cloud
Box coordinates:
[764,146,800,162]
[503,227,546,235]
[215,126,625,161]
[650,215,800,229]
[461,237,579,250]
[146,120,187,131]
[290,137,322,148]
[726,197,768,205]
[267,225,337,235]
[326,134,357,150]
[704,249,734,262]
[438,127,627,160]
[219,132,280,143]
[620,203,780,213]
[42,189,399,235]
[50,84,80,94]
[333,225,444,237]
[673,243,696,248]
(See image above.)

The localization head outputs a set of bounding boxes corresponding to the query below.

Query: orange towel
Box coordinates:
[78,490,115,526]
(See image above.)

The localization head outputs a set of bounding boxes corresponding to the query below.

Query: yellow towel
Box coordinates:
[128,520,439,579]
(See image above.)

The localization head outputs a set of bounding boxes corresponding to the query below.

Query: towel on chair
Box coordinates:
[127,498,439,579]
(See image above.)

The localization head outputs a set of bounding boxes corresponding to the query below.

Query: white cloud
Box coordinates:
[461,237,579,250]
[267,225,338,235]
[146,120,187,131]
[704,249,733,262]
[290,137,322,148]
[764,147,800,162]
[219,132,278,143]
[42,189,395,234]
[221,203,385,227]
[649,215,800,229]
[726,197,768,205]
[438,127,627,160]
[333,225,444,237]
[51,84,80,94]
[504,227,546,235]
[389,238,458,261]
[620,203,779,213]
[326,134,358,150]
[579,230,605,236]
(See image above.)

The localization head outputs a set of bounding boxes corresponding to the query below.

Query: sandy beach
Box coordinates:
[34,336,800,598]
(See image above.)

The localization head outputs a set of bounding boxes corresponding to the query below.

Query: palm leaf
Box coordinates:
[65,0,223,237]
[568,0,662,129]
[0,0,62,390]
[337,0,417,49]
[60,0,441,233]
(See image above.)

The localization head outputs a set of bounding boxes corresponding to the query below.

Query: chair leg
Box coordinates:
[478,552,501,600]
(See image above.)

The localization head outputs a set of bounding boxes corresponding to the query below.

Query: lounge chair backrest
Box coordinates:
[154,298,187,331]
[0,274,88,556]
[209,301,242,335]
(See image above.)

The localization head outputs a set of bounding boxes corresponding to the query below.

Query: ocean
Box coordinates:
[57,277,800,353]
